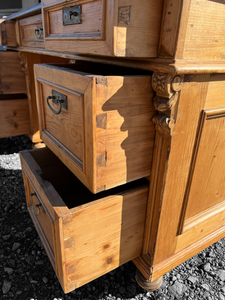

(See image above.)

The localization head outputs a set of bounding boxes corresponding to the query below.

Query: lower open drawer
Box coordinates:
[20,147,149,293]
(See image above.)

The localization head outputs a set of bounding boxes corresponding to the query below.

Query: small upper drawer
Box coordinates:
[0,52,27,94]
[42,0,164,57]
[17,14,44,48]
[20,147,148,293]
[34,62,156,193]
[0,20,17,47]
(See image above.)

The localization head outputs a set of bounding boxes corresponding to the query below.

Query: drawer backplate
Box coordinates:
[63,6,82,25]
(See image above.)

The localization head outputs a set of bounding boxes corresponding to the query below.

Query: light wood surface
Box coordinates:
[42,0,164,57]
[0,52,26,94]
[0,20,17,47]
[19,52,69,143]
[8,0,225,293]
[20,147,149,293]
[34,62,155,193]
[0,98,30,138]
[18,14,44,48]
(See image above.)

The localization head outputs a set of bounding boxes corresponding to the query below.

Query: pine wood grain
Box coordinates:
[20,147,149,293]
[19,14,44,48]
[34,62,155,193]
[0,99,30,138]
[43,0,163,57]
[182,0,225,60]
[0,20,17,47]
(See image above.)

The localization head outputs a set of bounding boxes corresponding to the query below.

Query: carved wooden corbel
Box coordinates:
[18,52,28,75]
[152,114,175,136]
[152,72,184,135]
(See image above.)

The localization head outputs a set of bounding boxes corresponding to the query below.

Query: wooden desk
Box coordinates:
[2,0,225,294]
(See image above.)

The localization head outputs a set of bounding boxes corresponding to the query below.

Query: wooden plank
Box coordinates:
[182,0,225,60]
[150,74,210,265]
[95,75,155,191]
[63,186,148,292]
[43,0,163,57]
[0,52,26,94]
[158,0,182,57]
[0,99,30,138]
[0,20,17,47]
[205,74,225,109]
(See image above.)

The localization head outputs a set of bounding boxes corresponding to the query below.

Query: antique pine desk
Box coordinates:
[2,0,225,294]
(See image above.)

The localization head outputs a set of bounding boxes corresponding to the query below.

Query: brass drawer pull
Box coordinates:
[34,26,43,39]
[30,193,44,216]
[47,90,67,115]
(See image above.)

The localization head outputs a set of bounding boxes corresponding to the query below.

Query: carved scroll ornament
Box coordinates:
[152,72,184,136]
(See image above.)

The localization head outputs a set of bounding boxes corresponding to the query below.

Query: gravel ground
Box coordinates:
[1,135,225,300]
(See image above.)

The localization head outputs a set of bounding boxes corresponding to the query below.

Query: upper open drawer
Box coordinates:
[34,61,156,193]
[42,0,164,57]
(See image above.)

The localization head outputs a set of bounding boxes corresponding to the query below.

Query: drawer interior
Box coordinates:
[45,61,152,76]
[30,147,149,209]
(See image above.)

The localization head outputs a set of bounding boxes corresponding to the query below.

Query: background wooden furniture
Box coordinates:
[0,51,30,138]
[2,0,225,294]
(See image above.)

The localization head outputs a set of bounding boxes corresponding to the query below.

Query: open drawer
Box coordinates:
[34,61,156,193]
[20,147,149,293]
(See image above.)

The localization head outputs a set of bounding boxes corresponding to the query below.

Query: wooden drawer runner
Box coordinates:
[42,0,163,57]
[0,95,30,138]
[34,62,156,193]
[20,147,149,293]
[17,14,44,48]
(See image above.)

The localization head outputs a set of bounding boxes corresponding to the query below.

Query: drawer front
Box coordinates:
[43,0,164,57]
[0,97,30,138]
[0,52,27,94]
[34,63,156,193]
[18,14,44,48]
[20,147,149,293]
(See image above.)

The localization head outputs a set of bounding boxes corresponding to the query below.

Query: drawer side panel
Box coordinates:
[63,186,148,292]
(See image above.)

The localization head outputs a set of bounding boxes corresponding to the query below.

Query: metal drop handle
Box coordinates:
[47,96,64,115]
[30,193,43,216]
[34,26,43,39]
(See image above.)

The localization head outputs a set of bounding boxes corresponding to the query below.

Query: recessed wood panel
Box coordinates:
[0,52,26,94]
[40,80,84,162]
[45,0,104,40]
[19,14,44,48]
[205,74,225,109]
[184,109,225,222]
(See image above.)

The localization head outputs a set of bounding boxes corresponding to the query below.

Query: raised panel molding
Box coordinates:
[178,108,225,237]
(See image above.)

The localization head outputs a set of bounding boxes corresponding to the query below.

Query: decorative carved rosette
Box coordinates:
[152,72,184,136]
